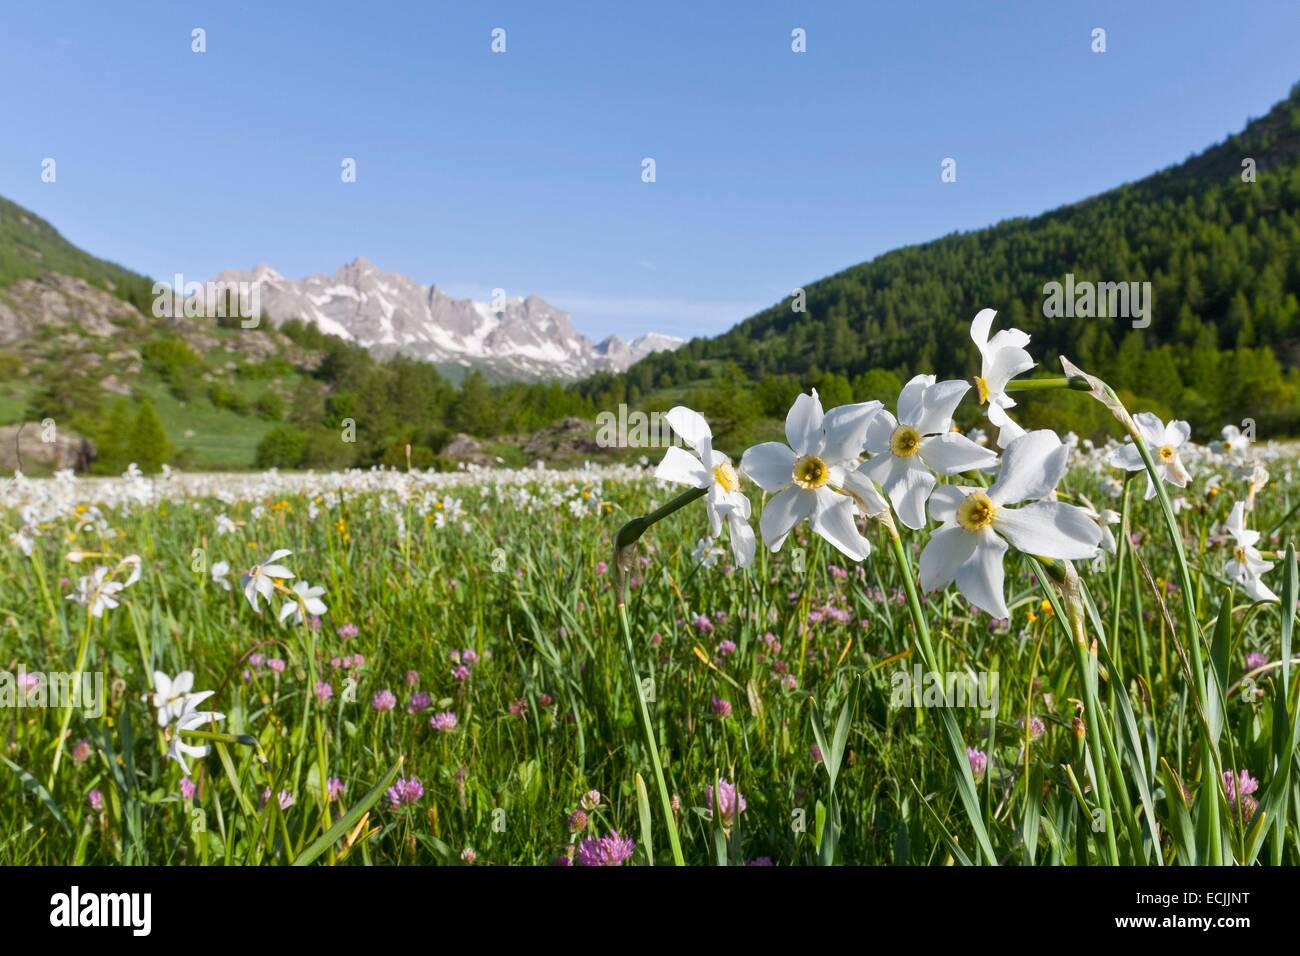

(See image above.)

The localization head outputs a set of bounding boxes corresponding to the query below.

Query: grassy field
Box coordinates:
[1,365,1298,866]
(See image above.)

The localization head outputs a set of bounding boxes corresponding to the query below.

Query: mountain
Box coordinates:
[0,195,155,312]
[621,82,1300,437]
[208,259,684,381]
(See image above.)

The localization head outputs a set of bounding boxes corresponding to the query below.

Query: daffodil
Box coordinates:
[211,560,232,592]
[165,694,224,775]
[280,579,329,625]
[654,406,756,568]
[66,554,140,618]
[1219,424,1251,456]
[970,309,1034,448]
[740,390,886,560]
[151,670,198,726]
[241,549,295,614]
[1108,412,1192,499]
[857,375,999,529]
[1224,500,1277,602]
[919,430,1102,618]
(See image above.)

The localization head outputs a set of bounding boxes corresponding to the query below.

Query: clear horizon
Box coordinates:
[1,1,1296,342]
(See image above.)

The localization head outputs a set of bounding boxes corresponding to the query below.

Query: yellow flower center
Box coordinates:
[1234,545,1247,563]
[1158,445,1175,463]
[712,461,740,493]
[956,491,997,531]
[974,376,990,404]
[792,455,830,490]
[889,425,923,458]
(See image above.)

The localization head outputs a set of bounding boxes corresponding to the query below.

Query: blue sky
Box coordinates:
[1,1,1295,342]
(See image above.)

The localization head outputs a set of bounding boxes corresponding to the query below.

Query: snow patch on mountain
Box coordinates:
[209,258,684,380]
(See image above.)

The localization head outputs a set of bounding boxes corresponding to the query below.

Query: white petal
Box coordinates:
[1164,420,1191,449]
[664,406,712,451]
[1132,412,1167,448]
[821,400,883,464]
[928,484,970,524]
[1108,443,1145,471]
[266,549,293,563]
[655,446,709,488]
[919,432,998,475]
[988,430,1069,505]
[994,501,1102,560]
[840,468,890,517]
[920,525,978,592]
[913,379,970,436]
[896,375,935,429]
[785,390,824,457]
[261,564,295,579]
[863,409,897,455]
[726,512,757,568]
[173,671,194,696]
[970,308,996,352]
[955,531,1010,619]
[983,346,1034,394]
[876,456,935,531]
[759,486,816,551]
[810,490,871,561]
[740,442,795,493]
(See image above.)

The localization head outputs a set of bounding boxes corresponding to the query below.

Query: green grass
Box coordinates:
[0,428,1296,865]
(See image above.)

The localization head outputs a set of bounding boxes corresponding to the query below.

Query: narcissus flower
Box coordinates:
[858,375,999,529]
[165,695,225,775]
[655,406,755,568]
[1224,501,1277,602]
[151,670,198,727]
[67,555,141,618]
[970,309,1033,448]
[1108,412,1192,499]
[279,579,328,625]
[242,549,295,614]
[919,430,1102,619]
[741,390,886,560]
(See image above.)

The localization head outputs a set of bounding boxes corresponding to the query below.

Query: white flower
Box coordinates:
[10,528,34,556]
[1224,501,1277,602]
[970,309,1034,448]
[241,549,295,614]
[166,695,224,775]
[1108,412,1192,500]
[654,406,756,568]
[150,671,204,727]
[690,537,728,568]
[919,430,1102,619]
[211,560,232,592]
[856,375,998,529]
[66,555,140,618]
[1220,424,1251,455]
[740,390,885,561]
[1077,502,1121,569]
[279,579,328,625]
[215,513,237,535]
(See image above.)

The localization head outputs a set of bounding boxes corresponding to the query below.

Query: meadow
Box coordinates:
[1,317,1298,866]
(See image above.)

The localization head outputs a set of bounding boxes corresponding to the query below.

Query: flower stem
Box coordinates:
[885,526,997,864]
[617,600,685,866]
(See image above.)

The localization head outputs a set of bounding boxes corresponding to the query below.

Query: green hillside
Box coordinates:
[618,82,1300,443]
[0,195,155,312]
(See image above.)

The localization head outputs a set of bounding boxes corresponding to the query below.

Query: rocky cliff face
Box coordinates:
[208,258,684,380]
